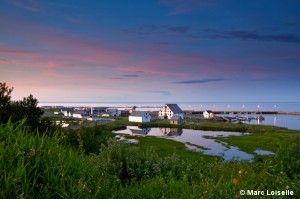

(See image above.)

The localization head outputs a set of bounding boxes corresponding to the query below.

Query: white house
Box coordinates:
[72,111,90,119]
[129,111,151,123]
[100,109,121,117]
[158,104,184,119]
[203,110,214,119]
[61,109,73,117]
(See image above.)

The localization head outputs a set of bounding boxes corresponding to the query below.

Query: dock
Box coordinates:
[185,110,278,115]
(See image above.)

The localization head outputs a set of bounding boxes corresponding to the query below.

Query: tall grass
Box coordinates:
[0,120,299,198]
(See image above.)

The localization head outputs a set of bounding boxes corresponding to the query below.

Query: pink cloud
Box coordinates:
[0,49,31,56]
[11,0,41,12]
[161,0,216,15]
[0,58,9,63]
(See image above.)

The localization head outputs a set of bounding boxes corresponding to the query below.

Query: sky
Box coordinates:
[1,0,300,103]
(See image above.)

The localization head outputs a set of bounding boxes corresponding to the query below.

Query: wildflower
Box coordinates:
[233,178,238,186]
[29,148,37,157]
[238,169,244,175]
[235,191,241,199]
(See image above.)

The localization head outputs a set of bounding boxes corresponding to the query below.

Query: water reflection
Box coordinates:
[113,126,274,161]
[160,128,183,136]
[127,126,151,135]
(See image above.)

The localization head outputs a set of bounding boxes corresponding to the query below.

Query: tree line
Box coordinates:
[0,82,47,130]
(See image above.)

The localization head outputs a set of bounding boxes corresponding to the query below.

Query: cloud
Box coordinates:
[64,16,83,25]
[126,24,300,43]
[110,77,124,80]
[0,58,9,63]
[0,49,32,56]
[285,20,300,27]
[174,78,225,84]
[123,25,159,35]
[225,31,300,43]
[123,25,191,37]
[121,74,139,77]
[168,26,190,33]
[160,0,215,15]
[199,29,300,43]
[11,0,41,12]
[146,91,170,95]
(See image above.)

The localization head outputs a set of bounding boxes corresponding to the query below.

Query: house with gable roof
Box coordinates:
[170,115,183,125]
[129,111,151,123]
[158,104,184,119]
[72,110,90,119]
[203,110,214,119]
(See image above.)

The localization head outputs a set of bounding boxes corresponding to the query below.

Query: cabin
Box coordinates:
[54,111,64,116]
[91,107,108,116]
[72,111,90,119]
[61,108,74,117]
[203,110,214,119]
[158,104,184,119]
[129,111,151,123]
[100,108,121,117]
[170,115,183,125]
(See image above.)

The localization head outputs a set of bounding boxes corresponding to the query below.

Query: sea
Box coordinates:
[39,102,300,130]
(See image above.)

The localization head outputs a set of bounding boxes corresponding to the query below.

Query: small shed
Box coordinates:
[72,111,90,119]
[203,110,214,119]
[129,111,151,123]
[170,115,183,125]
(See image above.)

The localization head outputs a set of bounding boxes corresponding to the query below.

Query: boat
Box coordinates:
[256,115,265,121]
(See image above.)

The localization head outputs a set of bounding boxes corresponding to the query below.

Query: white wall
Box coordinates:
[158,105,184,119]
[129,116,143,122]
[129,114,151,123]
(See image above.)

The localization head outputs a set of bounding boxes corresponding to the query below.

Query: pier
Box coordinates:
[187,110,278,115]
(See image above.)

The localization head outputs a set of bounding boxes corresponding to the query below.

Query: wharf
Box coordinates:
[186,111,300,115]
[186,110,278,115]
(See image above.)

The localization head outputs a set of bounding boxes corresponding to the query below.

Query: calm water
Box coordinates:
[218,113,300,130]
[113,126,274,161]
[40,102,300,130]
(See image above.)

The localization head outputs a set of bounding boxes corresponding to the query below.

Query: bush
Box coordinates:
[97,139,188,182]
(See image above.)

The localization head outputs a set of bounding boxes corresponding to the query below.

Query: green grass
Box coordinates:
[1,119,300,198]
[125,135,219,162]
[215,126,300,154]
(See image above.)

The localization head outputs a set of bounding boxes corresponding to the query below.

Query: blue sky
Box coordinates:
[0,0,300,102]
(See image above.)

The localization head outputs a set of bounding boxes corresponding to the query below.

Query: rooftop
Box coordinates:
[166,104,183,113]
[130,111,148,117]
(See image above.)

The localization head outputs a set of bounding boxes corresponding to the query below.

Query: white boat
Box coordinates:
[256,115,265,121]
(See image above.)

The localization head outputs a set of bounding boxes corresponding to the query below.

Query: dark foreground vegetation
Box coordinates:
[1,120,299,198]
[1,82,300,198]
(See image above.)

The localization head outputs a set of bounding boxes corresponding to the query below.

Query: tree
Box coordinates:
[0,82,13,122]
[10,95,44,128]
[0,82,44,129]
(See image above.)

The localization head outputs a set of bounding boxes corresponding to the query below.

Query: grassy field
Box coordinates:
[1,117,299,198]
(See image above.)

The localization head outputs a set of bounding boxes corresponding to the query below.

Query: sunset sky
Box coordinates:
[1,0,300,102]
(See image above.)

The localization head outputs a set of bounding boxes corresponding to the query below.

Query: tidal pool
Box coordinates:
[113,126,274,161]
